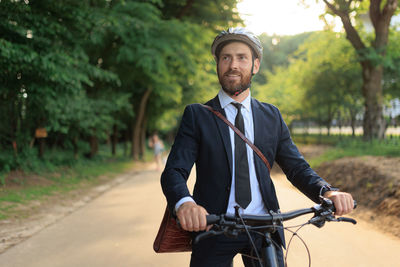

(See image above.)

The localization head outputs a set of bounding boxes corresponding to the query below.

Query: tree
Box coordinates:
[317,0,399,140]
[298,31,364,135]
[0,0,117,162]
[256,31,364,135]
[253,32,313,86]
[0,0,244,171]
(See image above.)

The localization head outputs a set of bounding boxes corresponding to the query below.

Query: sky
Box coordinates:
[236,0,339,36]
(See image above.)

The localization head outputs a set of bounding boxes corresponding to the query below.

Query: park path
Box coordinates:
[1,167,400,267]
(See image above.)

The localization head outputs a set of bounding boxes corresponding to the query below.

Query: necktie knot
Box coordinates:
[232,102,242,111]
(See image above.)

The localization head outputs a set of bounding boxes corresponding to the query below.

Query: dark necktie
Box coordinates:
[232,102,251,209]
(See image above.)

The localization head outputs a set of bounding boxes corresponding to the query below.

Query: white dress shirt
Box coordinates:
[175,89,267,215]
[218,89,267,215]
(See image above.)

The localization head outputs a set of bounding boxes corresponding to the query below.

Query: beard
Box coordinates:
[218,69,252,96]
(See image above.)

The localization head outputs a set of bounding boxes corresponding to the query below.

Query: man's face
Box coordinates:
[217,42,260,96]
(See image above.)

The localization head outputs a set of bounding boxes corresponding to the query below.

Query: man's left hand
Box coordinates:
[323,191,354,216]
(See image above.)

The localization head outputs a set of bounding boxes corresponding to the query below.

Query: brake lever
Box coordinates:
[337,217,357,224]
[309,210,336,228]
[194,230,222,244]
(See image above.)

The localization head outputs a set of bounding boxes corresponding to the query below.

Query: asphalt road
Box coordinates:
[1,167,400,267]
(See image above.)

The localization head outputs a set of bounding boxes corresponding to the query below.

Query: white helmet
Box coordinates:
[211,27,263,61]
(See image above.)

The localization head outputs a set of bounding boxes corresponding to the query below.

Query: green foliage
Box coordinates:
[297,31,363,128]
[384,29,400,98]
[256,31,365,128]
[0,0,242,171]
[0,0,119,163]
[253,32,313,85]
[160,0,242,29]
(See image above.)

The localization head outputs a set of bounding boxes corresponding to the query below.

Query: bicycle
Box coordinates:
[194,197,357,267]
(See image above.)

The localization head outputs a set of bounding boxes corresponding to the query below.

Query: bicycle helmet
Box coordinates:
[211,27,263,61]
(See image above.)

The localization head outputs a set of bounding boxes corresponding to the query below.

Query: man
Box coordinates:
[161,28,354,267]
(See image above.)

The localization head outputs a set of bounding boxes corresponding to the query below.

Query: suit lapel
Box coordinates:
[251,98,263,155]
[251,98,270,183]
[206,96,233,176]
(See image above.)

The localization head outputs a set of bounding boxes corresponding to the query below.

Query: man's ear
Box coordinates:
[252,58,260,75]
[214,55,219,63]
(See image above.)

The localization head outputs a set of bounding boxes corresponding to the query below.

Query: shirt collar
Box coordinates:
[218,89,251,111]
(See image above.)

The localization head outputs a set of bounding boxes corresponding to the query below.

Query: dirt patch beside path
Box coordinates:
[272,145,400,238]
[315,156,400,238]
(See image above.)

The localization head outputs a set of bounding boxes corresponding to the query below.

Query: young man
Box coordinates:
[161,28,354,267]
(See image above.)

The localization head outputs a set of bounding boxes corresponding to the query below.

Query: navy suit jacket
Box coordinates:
[161,95,330,246]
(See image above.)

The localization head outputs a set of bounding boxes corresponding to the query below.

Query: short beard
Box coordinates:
[218,69,252,96]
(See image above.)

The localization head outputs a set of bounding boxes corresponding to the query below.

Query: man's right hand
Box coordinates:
[176,202,209,232]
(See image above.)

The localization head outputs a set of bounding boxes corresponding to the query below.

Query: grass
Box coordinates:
[293,133,400,168]
[0,147,148,220]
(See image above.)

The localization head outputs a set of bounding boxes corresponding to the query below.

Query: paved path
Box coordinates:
[1,169,400,267]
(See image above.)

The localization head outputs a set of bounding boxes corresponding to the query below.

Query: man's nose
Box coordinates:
[229,58,239,69]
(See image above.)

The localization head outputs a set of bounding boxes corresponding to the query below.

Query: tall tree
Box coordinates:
[318,0,399,140]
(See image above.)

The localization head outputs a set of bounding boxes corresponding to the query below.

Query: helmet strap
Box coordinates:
[250,56,255,76]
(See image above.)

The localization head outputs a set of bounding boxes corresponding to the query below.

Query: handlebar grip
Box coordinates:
[338,217,357,224]
[206,214,220,225]
[177,215,220,229]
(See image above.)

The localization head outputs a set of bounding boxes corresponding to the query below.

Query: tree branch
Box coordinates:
[369,0,381,29]
[382,0,398,23]
[323,0,366,51]
[370,0,398,48]
[323,0,343,16]
[177,0,195,19]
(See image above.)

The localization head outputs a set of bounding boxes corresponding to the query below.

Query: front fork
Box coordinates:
[261,232,278,267]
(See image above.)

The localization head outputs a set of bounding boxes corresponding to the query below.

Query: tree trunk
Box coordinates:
[12,140,18,156]
[132,87,152,160]
[361,65,386,140]
[124,130,129,157]
[349,107,357,137]
[72,136,79,159]
[177,0,195,19]
[350,115,356,137]
[38,138,45,158]
[111,124,118,156]
[139,116,147,160]
[11,93,18,156]
[89,133,98,158]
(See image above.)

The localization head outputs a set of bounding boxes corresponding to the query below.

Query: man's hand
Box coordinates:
[176,202,210,232]
[323,191,354,216]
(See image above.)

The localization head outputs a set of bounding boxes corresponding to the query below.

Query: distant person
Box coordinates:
[149,133,164,171]
[160,28,354,267]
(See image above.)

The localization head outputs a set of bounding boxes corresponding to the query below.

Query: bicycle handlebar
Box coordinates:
[206,199,357,225]
[195,198,357,244]
[206,207,315,225]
